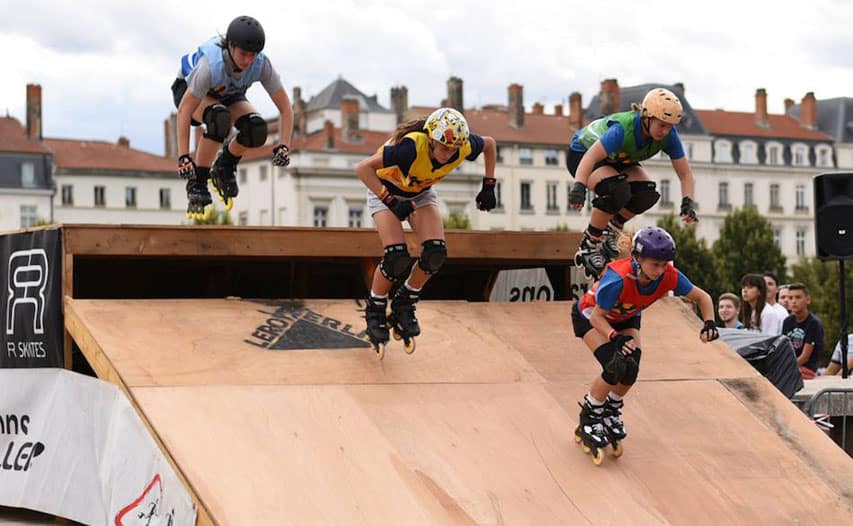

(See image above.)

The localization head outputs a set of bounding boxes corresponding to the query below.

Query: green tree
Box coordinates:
[790,257,853,365]
[443,212,471,230]
[657,214,722,303]
[712,206,786,294]
[550,224,570,232]
[193,208,234,225]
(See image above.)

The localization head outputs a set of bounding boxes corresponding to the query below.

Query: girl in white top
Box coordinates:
[740,273,786,335]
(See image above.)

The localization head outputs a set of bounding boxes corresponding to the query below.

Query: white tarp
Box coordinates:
[0,368,196,525]
[489,268,555,302]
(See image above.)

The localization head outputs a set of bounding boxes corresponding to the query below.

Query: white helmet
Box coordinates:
[423,108,469,147]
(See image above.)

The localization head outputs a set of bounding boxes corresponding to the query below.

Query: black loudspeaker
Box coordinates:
[814,172,853,260]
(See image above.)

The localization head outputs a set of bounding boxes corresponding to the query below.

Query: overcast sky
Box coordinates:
[3,0,853,156]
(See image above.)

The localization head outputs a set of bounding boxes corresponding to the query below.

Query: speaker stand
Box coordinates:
[840,259,849,379]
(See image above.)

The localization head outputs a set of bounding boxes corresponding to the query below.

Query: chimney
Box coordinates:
[801,92,817,129]
[532,102,544,115]
[508,83,524,128]
[390,85,408,125]
[340,97,360,142]
[292,86,307,138]
[117,136,130,148]
[599,78,620,115]
[784,98,795,113]
[324,120,335,149]
[447,76,464,113]
[26,83,42,140]
[755,88,769,127]
[569,92,583,130]
[554,104,564,117]
[164,112,178,159]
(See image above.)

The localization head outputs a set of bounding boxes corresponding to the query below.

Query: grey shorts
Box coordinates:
[367,187,438,216]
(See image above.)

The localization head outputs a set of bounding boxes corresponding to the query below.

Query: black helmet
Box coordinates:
[226,16,265,53]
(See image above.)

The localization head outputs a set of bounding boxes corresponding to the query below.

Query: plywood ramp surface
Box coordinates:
[66,298,853,525]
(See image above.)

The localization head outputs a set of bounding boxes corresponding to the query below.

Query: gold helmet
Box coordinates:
[423,108,469,147]
[640,88,683,125]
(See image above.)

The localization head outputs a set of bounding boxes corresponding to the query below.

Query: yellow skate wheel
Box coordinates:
[202,205,214,221]
[390,328,402,341]
[372,341,385,360]
[592,448,604,465]
[223,196,234,211]
[573,427,582,444]
[582,444,591,454]
[611,441,623,458]
[403,338,416,354]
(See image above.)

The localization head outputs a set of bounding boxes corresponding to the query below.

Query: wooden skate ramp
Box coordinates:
[65,297,853,525]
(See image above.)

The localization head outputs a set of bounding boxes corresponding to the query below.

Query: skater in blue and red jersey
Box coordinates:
[570,226,718,464]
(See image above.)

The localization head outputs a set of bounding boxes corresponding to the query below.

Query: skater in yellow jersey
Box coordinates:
[355,108,497,358]
[571,226,718,464]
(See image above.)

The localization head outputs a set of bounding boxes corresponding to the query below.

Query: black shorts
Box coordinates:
[571,302,641,338]
[565,148,640,178]
[171,78,248,126]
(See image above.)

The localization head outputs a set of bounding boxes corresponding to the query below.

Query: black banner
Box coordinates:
[0,230,63,368]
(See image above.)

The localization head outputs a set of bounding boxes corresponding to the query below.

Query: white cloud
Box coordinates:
[2,0,853,154]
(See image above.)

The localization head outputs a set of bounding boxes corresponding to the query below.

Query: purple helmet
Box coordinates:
[631,227,676,261]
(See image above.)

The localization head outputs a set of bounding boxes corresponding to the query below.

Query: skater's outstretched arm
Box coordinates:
[177,92,203,160]
[684,286,718,342]
[671,156,697,223]
[269,87,294,153]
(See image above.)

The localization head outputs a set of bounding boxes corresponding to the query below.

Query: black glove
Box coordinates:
[701,320,719,342]
[177,154,196,179]
[475,177,497,211]
[569,182,587,209]
[272,144,290,167]
[680,196,698,223]
[610,333,634,354]
[382,194,415,221]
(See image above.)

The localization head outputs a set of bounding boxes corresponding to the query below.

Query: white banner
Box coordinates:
[0,369,196,526]
[489,268,555,302]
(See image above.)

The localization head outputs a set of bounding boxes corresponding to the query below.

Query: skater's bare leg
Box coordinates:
[404,204,445,289]
[584,328,641,400]
[223,101,258,158]
[370,210,406,296]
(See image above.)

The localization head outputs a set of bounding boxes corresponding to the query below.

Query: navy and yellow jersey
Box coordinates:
[376,131,485,197]
[570,111,685,163]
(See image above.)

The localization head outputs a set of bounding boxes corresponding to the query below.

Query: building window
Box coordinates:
[238,211,248,226]
[259,166,268,182]
[520,182,532,210]
[313,205,328,227]
[795,184,807,211]
[94,186,106,207]
[61,185,73,206]
[715,140,732,163]
[744,182,753,207]
[546,182,558,212]
[20,205,37,228]
[519,148,533,166]
[660,179,672,207]
[718,182,730,209]
[740,141,757,164]
[496,145,504,164]
[495,180,503,209]
[817,147,832,167]
[792,144,808,166]
[259,209,269,225]
[773,229,781,247]
[796,229,806,256]
[159,188,171,209]
[125,187,137,208]
[767,144,781,165]
[545,149,559,166]
[239,168,247,184]
[685,142,694,160]
[770,184,781,211]
[20,162,35,187]
[348,207,363,228]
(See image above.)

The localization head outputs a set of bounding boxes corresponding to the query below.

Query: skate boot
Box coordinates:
[603,396,626,457]
[209,140,240,211]
[573,395,610,465]
[365,295,389,359]
[185,177,213,221]
[600,224,623,262]
[388,285,420,354]
[574,232,608,281]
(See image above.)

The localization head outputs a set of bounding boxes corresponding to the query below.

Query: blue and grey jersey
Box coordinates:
[178,37,282,99]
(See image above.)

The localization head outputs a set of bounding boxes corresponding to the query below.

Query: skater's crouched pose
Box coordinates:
[355,108,497,358]
[172,16,294,219]
[571,226,718,464]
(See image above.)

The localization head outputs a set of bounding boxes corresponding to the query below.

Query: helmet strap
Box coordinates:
[226,44,243,73]
[641,116,652,137]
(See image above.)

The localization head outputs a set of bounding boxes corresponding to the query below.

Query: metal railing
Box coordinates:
[803,387,853,454]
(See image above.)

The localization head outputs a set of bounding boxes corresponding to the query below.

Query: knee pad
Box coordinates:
[592,174,631,214]
[621,348,642,385]
[202,104,231,142]
[593,342,620,385]
[379,243,412,281]
[418,239,447,275]
[624,181,660,214]
[234,112,268,148]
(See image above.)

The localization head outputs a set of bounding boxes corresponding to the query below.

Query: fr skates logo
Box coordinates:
[245,300,370,350]
[6,249,48,336]
[114,474,176,526]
